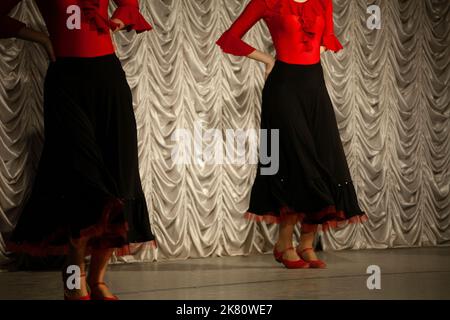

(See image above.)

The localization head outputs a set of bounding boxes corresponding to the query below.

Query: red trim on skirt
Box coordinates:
[245,205,368,232]
[7,197,157,257]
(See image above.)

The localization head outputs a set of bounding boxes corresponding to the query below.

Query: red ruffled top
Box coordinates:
[217,0,343,65]
[0,0,152,58]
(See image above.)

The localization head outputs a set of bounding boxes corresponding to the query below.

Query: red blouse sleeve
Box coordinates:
[0,0,26,39]
[111,0,152,33]
[321,0,343,52]
[216,0,267,56]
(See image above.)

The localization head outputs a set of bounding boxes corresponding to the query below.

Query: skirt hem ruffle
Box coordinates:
[245,205,368,233]
[7,197,157,257]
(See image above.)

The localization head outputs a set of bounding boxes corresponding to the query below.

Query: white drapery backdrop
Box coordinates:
[0,0,449,264]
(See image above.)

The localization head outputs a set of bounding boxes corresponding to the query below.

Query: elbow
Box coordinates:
[216,31,255,57]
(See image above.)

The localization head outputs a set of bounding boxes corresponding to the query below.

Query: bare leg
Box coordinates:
[63,237,89,298]
[298,231,319,260]
[275,213,300,261]
[88,248,115,298]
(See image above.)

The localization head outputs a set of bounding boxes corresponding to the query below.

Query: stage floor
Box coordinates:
[1,247,449,300]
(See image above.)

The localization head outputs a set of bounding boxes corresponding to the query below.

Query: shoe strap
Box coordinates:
[282,247,295,254]
[89,282,108,288]
[299,247,314,255]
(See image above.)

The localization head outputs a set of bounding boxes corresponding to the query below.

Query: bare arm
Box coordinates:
[248,49,275,80]
[16,27,55,61]
[1,0,55,61]
[217,0,275,79]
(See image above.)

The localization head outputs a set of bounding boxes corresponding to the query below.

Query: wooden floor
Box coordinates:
[1,247,449,300]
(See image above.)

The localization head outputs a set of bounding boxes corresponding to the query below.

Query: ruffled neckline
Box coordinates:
[265,0,324,15]
[265,0,326,51]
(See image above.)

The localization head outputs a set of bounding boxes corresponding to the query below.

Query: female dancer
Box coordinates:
[1,0,154,299]
[217,0,367,269]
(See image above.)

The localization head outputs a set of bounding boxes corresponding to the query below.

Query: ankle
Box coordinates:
[298,247,318,259]
[276,241,293,251]
[297,242,313,250]
[282,247,300,260]
[87,276,103,286]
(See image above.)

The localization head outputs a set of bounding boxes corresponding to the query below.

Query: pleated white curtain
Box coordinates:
[0,0,449,264]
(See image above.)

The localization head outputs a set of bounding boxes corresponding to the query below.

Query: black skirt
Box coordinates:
[246,60,367,232]
[8,54,154,256]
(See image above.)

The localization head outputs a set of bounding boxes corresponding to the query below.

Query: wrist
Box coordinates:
[265,56,275,65]
[34,31,49,44]
[110,18,125,31]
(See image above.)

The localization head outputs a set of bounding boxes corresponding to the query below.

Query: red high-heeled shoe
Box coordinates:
[273,247,283,263]
[64,273,91,301]
[276,247,310,269]
[89,282,119,301]
[298,247,327,269]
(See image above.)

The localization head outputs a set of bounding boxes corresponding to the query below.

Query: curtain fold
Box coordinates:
[0,0,449,264]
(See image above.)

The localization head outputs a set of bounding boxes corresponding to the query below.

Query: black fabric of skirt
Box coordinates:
[247,60,367,231]
[8,54,154,256]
